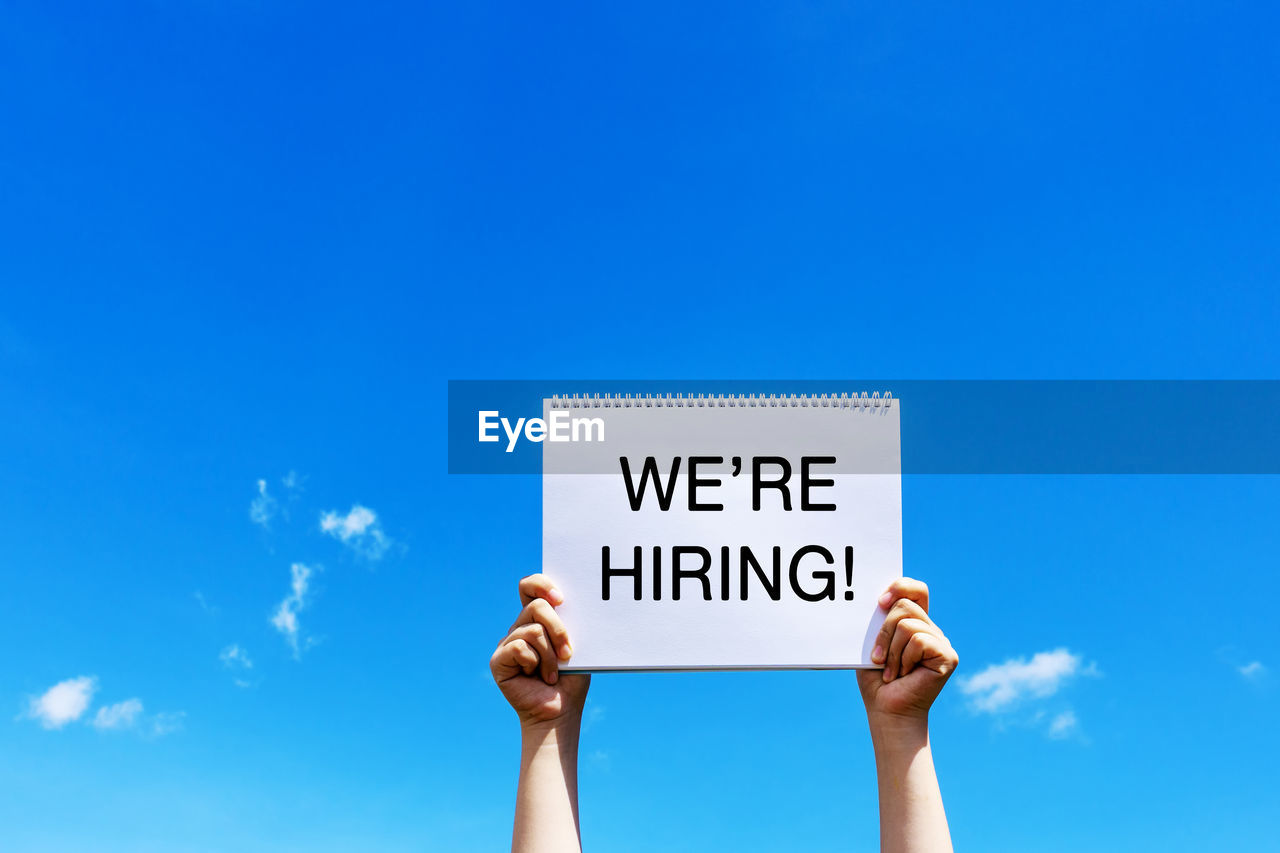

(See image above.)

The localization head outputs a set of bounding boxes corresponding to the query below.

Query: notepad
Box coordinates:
[542,393,902,671]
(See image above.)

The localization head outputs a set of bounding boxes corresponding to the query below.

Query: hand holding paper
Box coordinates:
[495,573,958,853]
[859,578,959,723]
[492,575,591,853]
[490,573,590,730]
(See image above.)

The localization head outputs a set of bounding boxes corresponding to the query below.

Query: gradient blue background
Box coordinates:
[2,2,1278,851]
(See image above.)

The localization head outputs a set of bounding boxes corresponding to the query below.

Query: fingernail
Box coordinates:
[878,592,892,608]
[882,667,894,683]
[549,587,564,604]
[871,645,885,663]
[548,670,558,684]
[559,644,573,660]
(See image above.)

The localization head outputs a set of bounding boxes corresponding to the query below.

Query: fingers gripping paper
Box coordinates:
[542,394,902,671]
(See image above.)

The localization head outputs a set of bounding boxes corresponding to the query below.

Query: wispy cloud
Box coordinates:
[271,562,316,657]
[92,698,143,731]
[1047,709,1079,740]
[23,676,96,729]
[249,479,279,528]
[220,644,255,687]
[959,648,1097,740]
[194,590,218,615]
[149,712,186,737]
[960,648,1092,713]
[320,505,392,560]
[21,678,180,737]
[220,644,253,670]
[251,473,305,529]
[1238,661,1266,680]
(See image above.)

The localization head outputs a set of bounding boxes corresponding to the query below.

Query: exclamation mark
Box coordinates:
[843,546,855,600]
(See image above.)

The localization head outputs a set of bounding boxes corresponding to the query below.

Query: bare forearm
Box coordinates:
[869,717,953,853]
[512,721,583,853]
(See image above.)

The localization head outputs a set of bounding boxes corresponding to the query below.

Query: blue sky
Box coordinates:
[2,2,1279,851]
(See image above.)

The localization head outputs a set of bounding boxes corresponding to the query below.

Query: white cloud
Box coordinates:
[21,677,181,737]
[960,648,1091,713]
[92,698,143,731]
[249,479,278,528]
[220,644,253,670]
[282,470,303,492]
[1238,661,1266,680]
[271,562,316,657]
[149,711,185,737]
[1047,710,1079,740]
[320,504,392,560]
[321,504,375,538]
[25,676,96,729]
[220,644,255,687]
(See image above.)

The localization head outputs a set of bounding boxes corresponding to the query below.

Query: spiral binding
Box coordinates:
[548,392,893,409]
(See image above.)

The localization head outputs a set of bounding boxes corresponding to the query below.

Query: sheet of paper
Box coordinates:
[542,396,902,671]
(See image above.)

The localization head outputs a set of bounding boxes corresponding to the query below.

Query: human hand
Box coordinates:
[490,573,590,732]
[857,578,958,730]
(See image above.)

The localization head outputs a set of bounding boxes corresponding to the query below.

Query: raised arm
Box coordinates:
[857,578,959,853]
[491,574,591,853]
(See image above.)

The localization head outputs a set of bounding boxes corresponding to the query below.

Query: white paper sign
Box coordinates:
[542,395,902,671]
